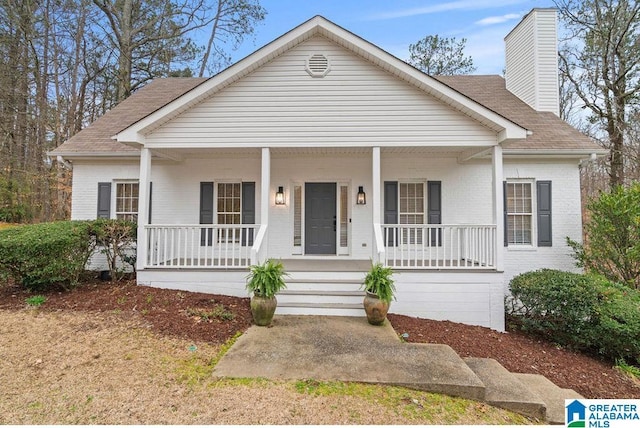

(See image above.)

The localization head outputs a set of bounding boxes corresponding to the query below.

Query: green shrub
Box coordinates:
[568,183,640,289]
[586,282,640,365]
[89,219,137,281]
[507,269,640,365]
[0,221,94,291]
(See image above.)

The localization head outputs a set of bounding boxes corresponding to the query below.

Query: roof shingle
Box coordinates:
[50,78,207,155]
[434,75,601,152]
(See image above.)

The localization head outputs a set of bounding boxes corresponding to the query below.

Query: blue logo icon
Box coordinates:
[567,400,586,427]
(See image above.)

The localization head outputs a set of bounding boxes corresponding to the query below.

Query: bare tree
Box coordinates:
[92,0,207,101]
[557,0,640,188]
[407,35,476,75]
[197,0,265,76]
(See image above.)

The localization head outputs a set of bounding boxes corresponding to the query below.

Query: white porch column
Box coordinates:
[372,147,381,225]
[492,145,504,271]
[136,147,151,271]
[372,146,382,261]
[260,147,270,238]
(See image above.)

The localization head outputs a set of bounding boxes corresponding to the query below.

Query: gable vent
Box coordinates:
[306,54,330,77]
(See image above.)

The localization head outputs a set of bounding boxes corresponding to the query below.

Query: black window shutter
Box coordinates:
[537,180,552,247]
[148,182,153,224]
[427,181,442,246]
[241,182,255,246]
[97,182,111,219]
[200,182,214,245]
[503,181,508,247]
[384,181,398,246]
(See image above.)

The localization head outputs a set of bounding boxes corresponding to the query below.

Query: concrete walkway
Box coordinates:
[212,315,581,423]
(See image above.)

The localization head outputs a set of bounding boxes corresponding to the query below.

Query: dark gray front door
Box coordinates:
[305,183,336,255]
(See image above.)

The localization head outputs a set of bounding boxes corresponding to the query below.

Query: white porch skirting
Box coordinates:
[136,269,505,331]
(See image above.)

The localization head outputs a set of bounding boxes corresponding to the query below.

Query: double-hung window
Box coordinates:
[399,182,425,244]
[217,182,241,243]
[505,181,532,245]
[115,182,139,222]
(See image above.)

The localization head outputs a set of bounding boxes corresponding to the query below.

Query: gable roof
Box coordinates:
[112,15,527,146]
[50,16,602,158]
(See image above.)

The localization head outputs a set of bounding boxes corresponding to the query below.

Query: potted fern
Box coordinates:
[361,262,396,325]
[246,259,288,326]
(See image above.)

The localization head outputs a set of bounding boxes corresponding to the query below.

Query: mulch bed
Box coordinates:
[1,278,638,399]
[388,314,640,399]
[0,278,252,344]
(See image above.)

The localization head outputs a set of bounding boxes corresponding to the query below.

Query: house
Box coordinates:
[49,9,604,331]
[566,400,586,425]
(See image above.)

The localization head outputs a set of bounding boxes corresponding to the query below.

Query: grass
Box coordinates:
[616,359,640,383]
[175,331,243,386]
[185,303,235,321]
[0,310,536,425]
[25,295,46,307]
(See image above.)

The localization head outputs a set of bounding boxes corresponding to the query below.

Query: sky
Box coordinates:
[227,0,553,75]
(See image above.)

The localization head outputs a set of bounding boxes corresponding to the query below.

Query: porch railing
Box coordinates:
[145,224,259,268]
[250,224,268,266]
[380,224,497,269]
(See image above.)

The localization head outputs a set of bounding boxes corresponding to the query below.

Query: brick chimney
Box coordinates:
[504,8,559,116]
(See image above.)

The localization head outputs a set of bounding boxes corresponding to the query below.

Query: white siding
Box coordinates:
[269,153,372,259]
[503,159,583,290]
[381,155,494,225]
[71,161,140,220]
[505,9,559,115]
[145,36,496,147]
[392,272,505,331]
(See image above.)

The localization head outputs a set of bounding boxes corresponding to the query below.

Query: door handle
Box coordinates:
[333,216,337,231]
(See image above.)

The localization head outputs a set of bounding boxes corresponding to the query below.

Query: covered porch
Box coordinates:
[135,145,505,272]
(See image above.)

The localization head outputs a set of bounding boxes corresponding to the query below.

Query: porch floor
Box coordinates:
[149,258,493,271]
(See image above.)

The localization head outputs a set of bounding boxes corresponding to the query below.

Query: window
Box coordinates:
[217,183,241,225]
[293,185,302,247]
[217,182,241,243]
[506,182,532,245]
[399,182,424,244]
[115,182,139,221]
[340,185,349,248]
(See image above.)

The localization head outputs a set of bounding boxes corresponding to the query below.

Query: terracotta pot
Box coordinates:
[250,294,277,326]
[363,291,390,325]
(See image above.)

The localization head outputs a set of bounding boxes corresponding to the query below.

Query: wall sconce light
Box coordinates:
[275,186,285,205]
[356,186,366,205]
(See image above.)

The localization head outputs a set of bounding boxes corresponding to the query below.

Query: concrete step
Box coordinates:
[276,304,365,317]
[391,343,487,401]
[279,289,364,297]
[464,357,546,421]
[513,373,583,425]
[286,271,365,282]
[277,277,365,315]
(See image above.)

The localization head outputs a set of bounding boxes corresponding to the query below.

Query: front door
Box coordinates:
[305,183,336,255]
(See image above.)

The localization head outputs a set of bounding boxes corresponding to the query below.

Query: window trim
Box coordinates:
[505,179,536,247]
[215,181,242,226]
[398,180,426,245]
[398,180,426,225]
[113,180,139,222]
